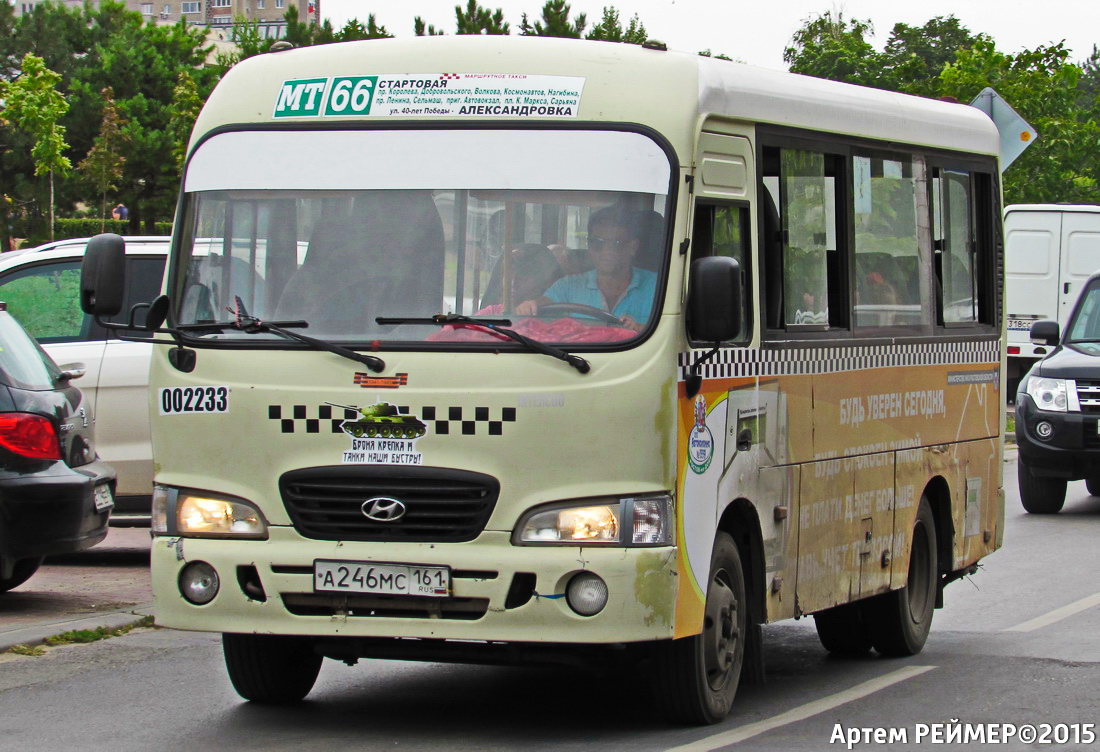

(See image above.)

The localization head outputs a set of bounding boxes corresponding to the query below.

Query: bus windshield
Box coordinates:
[174,129,672,346]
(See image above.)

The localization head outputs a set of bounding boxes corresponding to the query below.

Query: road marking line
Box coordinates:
[664,665,936,752]
[1003,592,1100,632]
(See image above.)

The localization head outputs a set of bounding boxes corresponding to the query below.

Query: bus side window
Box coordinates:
[932,166,995,327]
[762,146,846,331]
[690,202,751,343]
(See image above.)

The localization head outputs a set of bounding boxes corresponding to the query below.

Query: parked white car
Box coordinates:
[0,236,169,525]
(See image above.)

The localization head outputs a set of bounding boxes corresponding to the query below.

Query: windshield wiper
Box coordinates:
[377,313,590,374]
[178,299,385,372]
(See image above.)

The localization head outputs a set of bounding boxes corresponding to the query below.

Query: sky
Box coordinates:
[318,0,1098,71]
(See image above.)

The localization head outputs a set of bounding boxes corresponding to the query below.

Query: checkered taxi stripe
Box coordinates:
[268,404,518,436]
[677,340,1000,381]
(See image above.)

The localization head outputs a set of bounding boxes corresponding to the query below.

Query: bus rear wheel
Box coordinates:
[813,602,872,655]
[864,497,937,657]
[223,633,322,704]
[651,532,746,725]
[1017,459,1066,514]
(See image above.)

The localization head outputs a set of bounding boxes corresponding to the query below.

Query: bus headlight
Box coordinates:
[515,495,673,546]
[1026,377,1070,412]
[154,485,268,539]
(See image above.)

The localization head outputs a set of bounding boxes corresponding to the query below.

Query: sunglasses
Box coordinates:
[588,235,636,251]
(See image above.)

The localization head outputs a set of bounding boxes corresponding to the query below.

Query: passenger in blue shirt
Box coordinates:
[514,206,656,333]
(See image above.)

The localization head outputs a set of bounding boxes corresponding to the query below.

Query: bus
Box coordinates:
[81,36,1005,725]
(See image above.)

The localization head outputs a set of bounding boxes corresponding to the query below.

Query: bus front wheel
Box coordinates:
[651,532,746,725]
[864,497,937,657]
[223,633,322,704]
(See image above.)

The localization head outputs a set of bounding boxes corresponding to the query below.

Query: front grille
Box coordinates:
[280,466,499,542]
[281,592,489,620]
[1077,380,1100,414]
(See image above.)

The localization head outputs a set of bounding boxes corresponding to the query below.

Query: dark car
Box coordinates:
[0,302,115,592]
[1015,270,1100,513]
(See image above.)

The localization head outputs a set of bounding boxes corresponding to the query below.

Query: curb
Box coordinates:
[0,602,155,653]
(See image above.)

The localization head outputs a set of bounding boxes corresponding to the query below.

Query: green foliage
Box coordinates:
[939,40,1100,203]
[6,644,46,657]
[585,6,645,44]
[167,71,203,170]
[52,217,171,237]
[337,15,394,41]
[521,0,586,38]
[698,50,734,62]
[77,87,127,230]
[783,11,879,87]
[0,53,71,240]
[880,16,985,96]
[455,1,509,35]
[414,17,445,36]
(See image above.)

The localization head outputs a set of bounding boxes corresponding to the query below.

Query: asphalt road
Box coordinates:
[1,454,1098,752]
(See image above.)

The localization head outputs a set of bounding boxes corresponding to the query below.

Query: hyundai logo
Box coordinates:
[361,497,407,522]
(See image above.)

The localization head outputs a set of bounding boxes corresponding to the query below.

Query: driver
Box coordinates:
[514,206,656,333]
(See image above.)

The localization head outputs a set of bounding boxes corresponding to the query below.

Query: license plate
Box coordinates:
[93,483,114,512]
[314,560,450,597]
[1007,318,1035,331]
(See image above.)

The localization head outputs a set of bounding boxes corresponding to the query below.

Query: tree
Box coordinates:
[455,0,509,35]
[166,71,203,171]
[783,11,881,87]
[521,0,586,38]
[939,40,1100,203]
[77,87,127,231]
[67,11,215,232]
[414,17,445,36]
[282,5,314,48]
[585,6,645,44]
[0,53,71,241]
[879,16,986,96]
[1079,45,1100,112]
[337,15,394,41]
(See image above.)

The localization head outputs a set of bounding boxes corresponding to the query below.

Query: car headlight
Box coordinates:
[152,484,268,539]
[1026,376,1071,412]
[515,495,673,546]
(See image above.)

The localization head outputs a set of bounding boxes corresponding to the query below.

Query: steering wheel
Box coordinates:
[538,302,625,326]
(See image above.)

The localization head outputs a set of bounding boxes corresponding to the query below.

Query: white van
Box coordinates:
[1005,204,1100,393]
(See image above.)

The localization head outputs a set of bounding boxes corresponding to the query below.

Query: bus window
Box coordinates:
[934,168,979,325]
[852,153,925,329]
[763,146,844,331]
[690,202,751,343]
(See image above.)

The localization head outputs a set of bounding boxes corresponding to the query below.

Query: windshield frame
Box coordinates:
[168,121,680,355]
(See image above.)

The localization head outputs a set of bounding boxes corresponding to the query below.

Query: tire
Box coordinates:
[813,602,872,656]
[1086,477,1100,497]
[864,497,937,657]
[652,533,746,725]
[0,557,43,593]
[1017,459,1067,514]
[222,633,323,704]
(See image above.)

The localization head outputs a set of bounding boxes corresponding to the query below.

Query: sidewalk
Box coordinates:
[0,527,154,652]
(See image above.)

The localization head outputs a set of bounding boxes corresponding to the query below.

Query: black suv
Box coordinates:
[1015,270,1100,513]
[0,302,115,591]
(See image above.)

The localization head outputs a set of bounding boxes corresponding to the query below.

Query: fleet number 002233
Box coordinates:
[314,560,450,597]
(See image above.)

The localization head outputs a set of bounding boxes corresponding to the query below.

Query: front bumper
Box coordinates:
[1015,396,1100,479]
[151,527,679,644]
[0,458,115,560]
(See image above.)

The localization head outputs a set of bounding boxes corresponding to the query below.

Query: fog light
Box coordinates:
[566,572,608,616]
[1036,421,1054,439]
[179,561,220,605]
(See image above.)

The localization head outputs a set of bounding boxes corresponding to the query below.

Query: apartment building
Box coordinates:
[12,0,319,39]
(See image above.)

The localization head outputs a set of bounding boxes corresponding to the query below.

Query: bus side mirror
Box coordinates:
[687,256,742,343]
[1029,319,1059,347]
[80,234,126,316]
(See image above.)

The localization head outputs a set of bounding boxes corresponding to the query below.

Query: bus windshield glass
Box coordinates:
[174,129,672,346]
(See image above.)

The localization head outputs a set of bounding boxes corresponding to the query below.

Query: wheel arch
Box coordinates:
[921,475,955,606]
[716,498,767,683]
